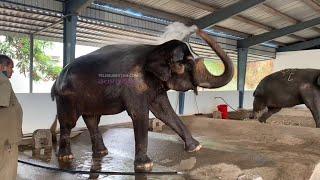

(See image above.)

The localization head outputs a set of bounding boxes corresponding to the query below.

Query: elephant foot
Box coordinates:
[185,139,202,152]
[92,148,108,158]
[249,113,257,119]
[258,119,266,123]
[57,149,74,161]
[134,155,153,172]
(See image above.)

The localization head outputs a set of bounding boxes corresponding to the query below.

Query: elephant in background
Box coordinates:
[250,69,320,127]
[51,28,234,171]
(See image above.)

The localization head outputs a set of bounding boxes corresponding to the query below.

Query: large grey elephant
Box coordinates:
[51,29,234,171]
[250,69,320,127]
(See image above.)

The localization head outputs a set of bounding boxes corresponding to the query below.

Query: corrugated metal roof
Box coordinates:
[273,36,298,44]
[197,0,242,8]
[271,0,319,21]
[0,0,278,61]
[3,0,320,59]
[117,0,320,45]
[239,5,293,29]
[126,0,209,19]
[215,18,267,35]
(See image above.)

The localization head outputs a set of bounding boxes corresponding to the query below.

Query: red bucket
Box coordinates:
[217,104,228,119]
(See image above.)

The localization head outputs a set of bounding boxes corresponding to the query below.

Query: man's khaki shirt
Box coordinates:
[0,73,22,167]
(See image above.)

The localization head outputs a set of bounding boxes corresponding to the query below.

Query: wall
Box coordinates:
[18,49,320,134]
[17,91,254,134]
[274,49,320,71]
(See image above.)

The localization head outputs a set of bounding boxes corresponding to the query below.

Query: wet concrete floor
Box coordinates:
[17,115,320,179]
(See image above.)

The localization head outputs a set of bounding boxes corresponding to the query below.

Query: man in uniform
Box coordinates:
[0,55,23,179]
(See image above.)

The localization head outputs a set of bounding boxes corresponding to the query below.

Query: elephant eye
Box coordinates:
[181,60,193,71]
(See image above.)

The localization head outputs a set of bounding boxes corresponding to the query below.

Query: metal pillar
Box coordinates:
[178,92,185,115]
[29,34,34,93]
[63,0,93,67]
[63,15,77,67]
[237,48,248,109]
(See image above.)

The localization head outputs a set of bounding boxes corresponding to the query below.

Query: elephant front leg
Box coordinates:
[83,115,108,157]
[126,100,153,172]
[258,107,281,123]
[150,92,201,152]
[301,89,320,128]
[249,97,266,119]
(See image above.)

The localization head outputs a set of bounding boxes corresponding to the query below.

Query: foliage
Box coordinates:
[0,36,62,81]
[203,58,237,91]
[202,58,274,91]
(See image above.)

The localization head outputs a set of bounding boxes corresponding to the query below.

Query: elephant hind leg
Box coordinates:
[258,107,281,123]
[301,90,320,128]
[82,115,108,157]
[56,96,79,160]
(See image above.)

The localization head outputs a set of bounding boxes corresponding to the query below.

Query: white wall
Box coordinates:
[17,91,254,134]
[183,91,254,115]
[274,49,320,71]
[18,48,320,134]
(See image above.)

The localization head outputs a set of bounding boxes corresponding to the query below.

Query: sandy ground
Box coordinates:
[17,108,320,180]
[169,108,320,180]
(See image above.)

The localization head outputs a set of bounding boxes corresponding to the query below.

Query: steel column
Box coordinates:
[63,0,93,67]
[237,48,248,108]
[63,15,77,66]
[29,34,34,93]
[178,92,185,115]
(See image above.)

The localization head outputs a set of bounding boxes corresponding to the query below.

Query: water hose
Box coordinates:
[18,159,182,176]
[214,97,237,111]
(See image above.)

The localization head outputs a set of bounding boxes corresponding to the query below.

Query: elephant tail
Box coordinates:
[51,81,56,101]
[50,115,58,143]
[317,75,320,87]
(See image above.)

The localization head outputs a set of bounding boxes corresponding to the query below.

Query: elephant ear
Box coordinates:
[145,40,186,81]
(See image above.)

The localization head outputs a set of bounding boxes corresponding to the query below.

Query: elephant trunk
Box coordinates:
[193,29,234,88]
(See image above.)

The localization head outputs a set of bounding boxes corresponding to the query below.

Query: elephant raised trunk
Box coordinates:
[193,29,234,88]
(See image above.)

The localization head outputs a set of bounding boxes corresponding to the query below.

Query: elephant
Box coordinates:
[250,69,320,127]
[50,29,234,172]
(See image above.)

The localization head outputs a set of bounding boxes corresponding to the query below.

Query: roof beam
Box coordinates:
[262,3,320,34]
[177,0,273,31]
[98,0,251,38]
[194,0,266,29]
[277,36,320,52]
[178,0,306,42]
[238,17,320,48]
[98,0,284,46]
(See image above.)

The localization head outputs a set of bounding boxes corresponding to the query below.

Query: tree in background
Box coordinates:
[202,58,273,91]
[203,59,237,91]
[0,36,62,81]
[245,60,273,90]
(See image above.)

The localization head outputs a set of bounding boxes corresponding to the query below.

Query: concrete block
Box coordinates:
[32,129,52,158]
[212,111,222,119]
[149,118,165,132]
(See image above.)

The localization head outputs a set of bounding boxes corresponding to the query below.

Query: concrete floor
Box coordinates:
[17,112,320,180]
